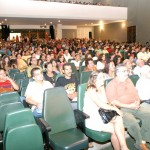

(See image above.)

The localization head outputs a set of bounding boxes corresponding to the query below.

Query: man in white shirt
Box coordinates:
[63,49,71,62]
[136,65,150,108]
[71,54,81,70]
[137,47,149,62]
[133,59,145,77]
[25,67,53,117]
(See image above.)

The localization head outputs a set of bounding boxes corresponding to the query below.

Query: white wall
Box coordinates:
[94,22,127,43]
[93,0,150,45]
[77,26,94,39]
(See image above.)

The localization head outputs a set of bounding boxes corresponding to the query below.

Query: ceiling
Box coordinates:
[0,0,127,28]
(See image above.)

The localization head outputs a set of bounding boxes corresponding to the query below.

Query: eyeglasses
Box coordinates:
[118,70,129,73]
[34,72,43,77]
[0,72,6,76]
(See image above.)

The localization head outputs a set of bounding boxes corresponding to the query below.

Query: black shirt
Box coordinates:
[55,74,79,93]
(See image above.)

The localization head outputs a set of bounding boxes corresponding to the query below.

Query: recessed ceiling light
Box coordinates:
[58,20,60,23]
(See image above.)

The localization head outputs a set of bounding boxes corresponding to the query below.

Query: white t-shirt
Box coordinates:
[71,60,81,68]
[25,81,53,109]
[133,66,142,77]
[136,77,150,100]
[97,61,105,70]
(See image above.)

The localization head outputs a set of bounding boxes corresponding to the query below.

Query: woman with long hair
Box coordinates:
[103,60,116,79]
[43,62,57,86]
[96,53,106,70]
[1,55,11,73]
[50,59,60,74]
[83,70,129,150]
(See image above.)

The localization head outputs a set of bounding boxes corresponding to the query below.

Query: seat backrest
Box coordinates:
[129,74,139,86]
[104,78,113,88]
[55,73,64,82]
[80,71,92,84]
[20,78,29,89]
[8,69,20,79]
[4,108,36,136]
[77,83,87,111]
[43,87,76,135]
[20,86,27,97]
[4,124,44,150]
[104,75,139,89]
[68,58,74,63]
[79,65,86,78]
[0,102,24,132]
[0,91,20,105]
[13,72,26,80]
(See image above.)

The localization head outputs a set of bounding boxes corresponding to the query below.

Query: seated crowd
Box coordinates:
[1,37,150,150]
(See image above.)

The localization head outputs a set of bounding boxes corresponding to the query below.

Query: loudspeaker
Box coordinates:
[1,25,10,41]
[49,25,55,39]
[89,32,92,39]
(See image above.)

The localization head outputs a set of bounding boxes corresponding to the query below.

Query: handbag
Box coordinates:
[98,108,119,124]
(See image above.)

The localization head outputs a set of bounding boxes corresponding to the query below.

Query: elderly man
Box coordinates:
[133,59,145,77]
[106,64,150,150]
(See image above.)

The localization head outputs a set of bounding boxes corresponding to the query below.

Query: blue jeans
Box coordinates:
[33,108,42,118]
[71,101,77,110]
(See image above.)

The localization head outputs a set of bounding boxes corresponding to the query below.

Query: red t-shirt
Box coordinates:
[0,80,14,93]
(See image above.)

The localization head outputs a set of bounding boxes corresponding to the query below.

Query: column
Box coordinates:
[56,24,62,39]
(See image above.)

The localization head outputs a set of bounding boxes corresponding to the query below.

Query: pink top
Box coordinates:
[106,77,140,104]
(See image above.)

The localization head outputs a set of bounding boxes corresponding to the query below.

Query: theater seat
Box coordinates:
[8,69,20,79]
[0,102,24,132]
[77,83,111,143]
[4,124,43,150]
[4,108,44,150]
[0,91,20,105]
[80,71,92,84]
[42,87,88,150]
[129,74,139,86]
